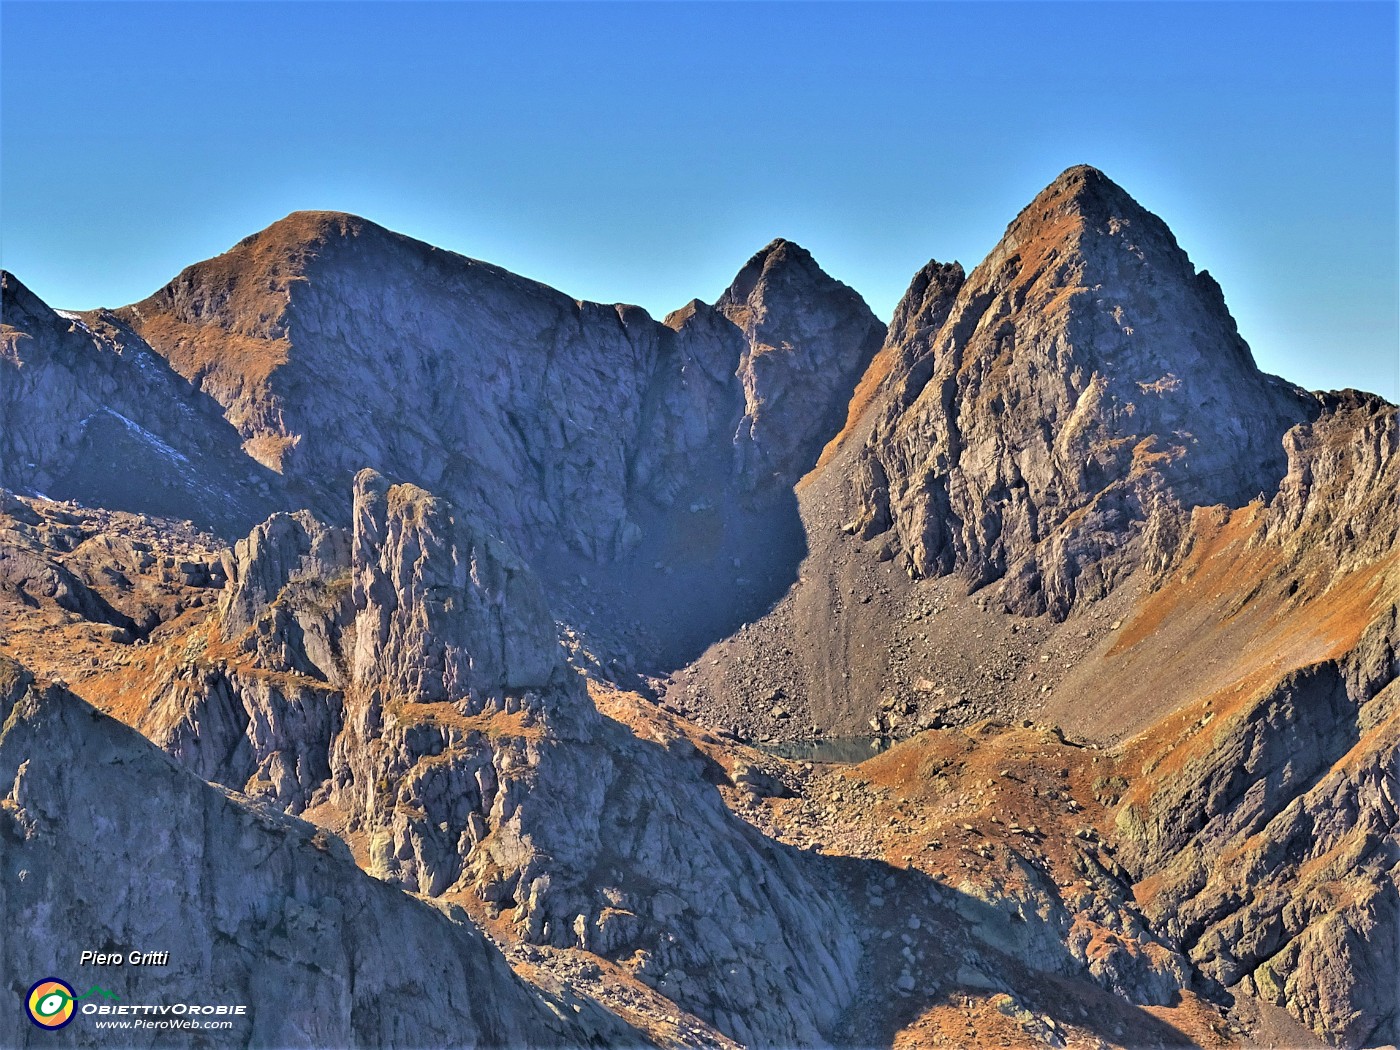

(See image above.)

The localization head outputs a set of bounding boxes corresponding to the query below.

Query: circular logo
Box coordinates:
[26,978,76,1030]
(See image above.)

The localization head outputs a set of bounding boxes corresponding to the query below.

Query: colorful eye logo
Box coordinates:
[26,978,76,1030]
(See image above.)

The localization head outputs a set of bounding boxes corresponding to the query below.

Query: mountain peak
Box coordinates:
[846,165,1314,619]
[1046,162,1114,194]
[997,163,1179,273]
[2,270,82,346]
[755,236,812,262]
[242,209,375,249]
[1029,164,1139,216]
[716,238,826,314]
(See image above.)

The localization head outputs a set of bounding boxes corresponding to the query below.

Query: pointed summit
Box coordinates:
[2,268,44,315]
[1003,165,1169,247]
[847,166,1316,617]
[980,164,1197,309]
[886,259,966,348]
[1,270,68,348]
[1025,163,1136,212]
[713,239,886,486]
[715,238,827,328]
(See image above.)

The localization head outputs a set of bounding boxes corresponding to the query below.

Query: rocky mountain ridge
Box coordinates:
[84,471,867,1047]
[2,164,1396,1049]
[113,214,883,553]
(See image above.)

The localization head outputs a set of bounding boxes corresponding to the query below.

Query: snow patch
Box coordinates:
[54,310,94,337]
[103,409,190,464]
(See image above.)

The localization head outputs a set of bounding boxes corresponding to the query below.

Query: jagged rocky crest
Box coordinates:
[0,658,614,1050]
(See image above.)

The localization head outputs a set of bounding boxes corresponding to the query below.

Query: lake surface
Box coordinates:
[757,736,894,764]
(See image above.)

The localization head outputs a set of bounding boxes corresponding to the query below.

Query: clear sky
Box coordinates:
[2,1,1396,399]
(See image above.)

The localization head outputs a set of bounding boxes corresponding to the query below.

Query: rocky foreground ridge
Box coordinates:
[1,166,1396,1048]
[0,479,1232,1050]
[0,657,623,1049]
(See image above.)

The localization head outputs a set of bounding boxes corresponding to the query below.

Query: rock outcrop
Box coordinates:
[218,510,354,680]
[848,165,1314,617]
[349,470,560,703]
[1111,393,1400,1048]
[332,473,863,1048]
[84,472,863,1047]
[0,658,607,1049]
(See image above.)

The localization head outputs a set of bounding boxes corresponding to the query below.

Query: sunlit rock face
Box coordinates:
[850,165,1314,617]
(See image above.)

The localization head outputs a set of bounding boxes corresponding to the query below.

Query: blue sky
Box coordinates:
[2,1,1396,398]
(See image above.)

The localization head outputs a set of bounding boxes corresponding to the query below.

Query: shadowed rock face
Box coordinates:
[0,659,602,1050]
[849,165,1316,617]
[719,239,888,490]
[7,215,875,666]
[112,215,883,566]
[0,272,287,534]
